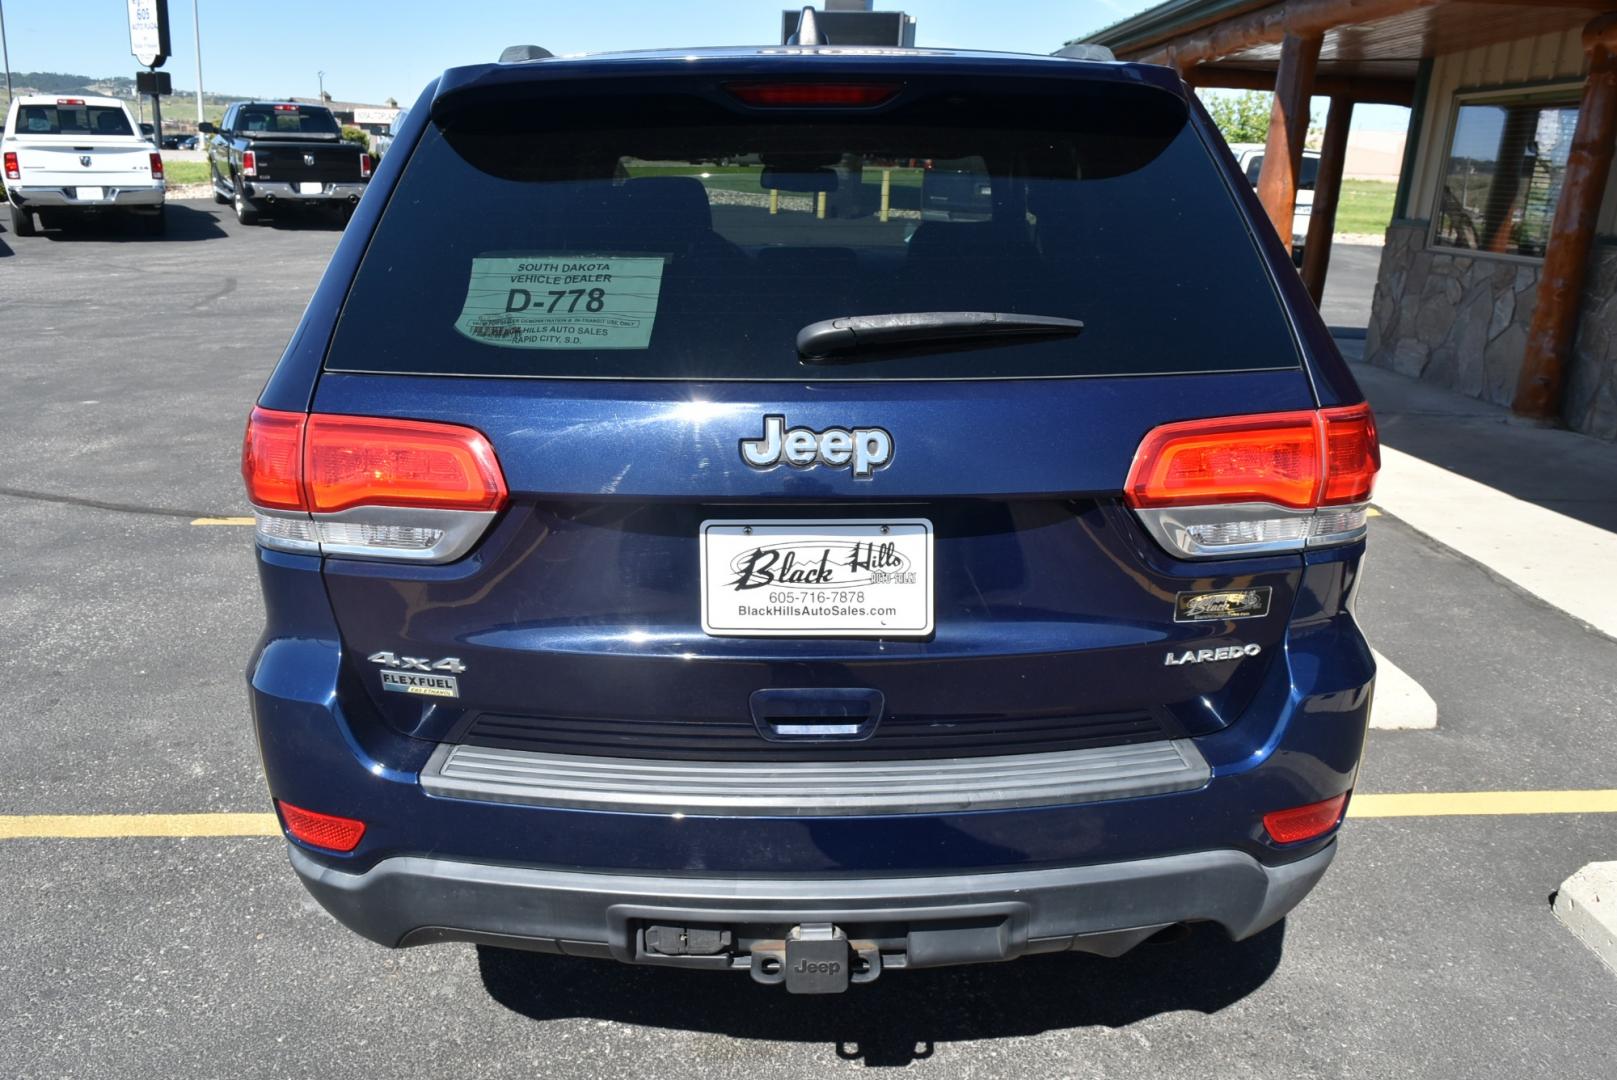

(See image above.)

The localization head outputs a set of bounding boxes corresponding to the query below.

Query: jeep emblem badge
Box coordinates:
[740,415,893,479]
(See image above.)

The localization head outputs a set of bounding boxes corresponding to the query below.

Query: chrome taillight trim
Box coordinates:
[252,505,498,563]
[1134,501,1371,559]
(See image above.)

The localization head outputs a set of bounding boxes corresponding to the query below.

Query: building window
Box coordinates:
[1435,97,1579,258]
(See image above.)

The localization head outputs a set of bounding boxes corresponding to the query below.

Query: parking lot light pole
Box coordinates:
[192,0,204,123]
[1,0,13,100]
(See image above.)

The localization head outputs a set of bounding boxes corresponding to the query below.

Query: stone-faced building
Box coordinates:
[1076,2,1617,441]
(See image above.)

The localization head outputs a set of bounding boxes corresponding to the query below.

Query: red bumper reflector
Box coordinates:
[725,81,900,107]
[276,800,366,852]
[1263,793,1350,844]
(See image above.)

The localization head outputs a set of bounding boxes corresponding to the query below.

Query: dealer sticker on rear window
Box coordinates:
[454,255,666,350]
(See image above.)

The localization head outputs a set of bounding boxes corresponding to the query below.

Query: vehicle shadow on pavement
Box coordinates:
[477,921,1285,1066]
[37,203,227,242]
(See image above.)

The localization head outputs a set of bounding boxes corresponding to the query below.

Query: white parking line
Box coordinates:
[1374,446,1617,640]
[1369,648,1438,730]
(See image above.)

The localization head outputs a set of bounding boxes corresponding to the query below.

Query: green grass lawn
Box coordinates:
[161,160,211,186]
[1333,179,1397,236]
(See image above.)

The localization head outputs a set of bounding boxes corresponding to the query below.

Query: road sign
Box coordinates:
[128,0,171,68]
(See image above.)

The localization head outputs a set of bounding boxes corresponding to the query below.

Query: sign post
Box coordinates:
[128,1,171,145]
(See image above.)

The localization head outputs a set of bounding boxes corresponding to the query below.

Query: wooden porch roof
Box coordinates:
[1076,0,1613,96]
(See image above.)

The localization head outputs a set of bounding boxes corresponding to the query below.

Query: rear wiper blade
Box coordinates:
[796,311,1084,363]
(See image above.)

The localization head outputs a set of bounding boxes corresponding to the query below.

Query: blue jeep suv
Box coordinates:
[243,36,1379,994]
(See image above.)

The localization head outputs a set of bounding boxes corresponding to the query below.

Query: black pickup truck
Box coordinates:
[200,102,371,225]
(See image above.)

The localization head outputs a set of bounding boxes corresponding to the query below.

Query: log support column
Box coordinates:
[1513,14,1617,421]
[1255,31,1323,254]
[1302,95,1354,305]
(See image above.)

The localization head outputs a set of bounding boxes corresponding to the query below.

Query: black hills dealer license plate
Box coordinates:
[700,520,934,637]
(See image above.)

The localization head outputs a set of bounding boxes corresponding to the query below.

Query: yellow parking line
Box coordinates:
[0,813,279,839]
[190,516,255,526]
[2,792,1617,840]
[1349,790,1617,818]
[1366,507,1384,517]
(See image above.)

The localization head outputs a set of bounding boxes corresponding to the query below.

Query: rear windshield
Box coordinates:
[329,81,1299,381]
[14,103,133,137]
[236,105,340,135]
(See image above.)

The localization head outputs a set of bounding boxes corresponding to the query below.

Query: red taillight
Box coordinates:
[242,407,308,511]
[242,150,257,177]
[359,152,373,178]
[304,414,508,513]
[724,81,900,107]
[242,408,507,514]
[1319,404,1380,504]
[3,152,18,181]
[276,800,366,852]
[1125,403,1379,511]
[1263,792,1350,844]
[149,152,164,180]
[1127,410,1322,510]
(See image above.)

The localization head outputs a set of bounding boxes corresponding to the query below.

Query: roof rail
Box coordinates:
[498,44,554,63]
[787,7,828,46]
[1052,43,1116,62]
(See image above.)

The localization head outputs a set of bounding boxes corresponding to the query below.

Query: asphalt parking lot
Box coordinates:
[3,203,1616,1078]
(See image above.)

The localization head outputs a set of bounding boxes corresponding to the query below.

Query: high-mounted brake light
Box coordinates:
[149,152,164,180]
[1263,792,1349,844]
[1125,404,1378,558]
[359,153,373,179]
[57,98,85,106]
[275,800,366,853]
[273,103,299,112]
[3,152,18,181]
[242,408,508,562]
[241,150,258,178]
[724,81,900,107]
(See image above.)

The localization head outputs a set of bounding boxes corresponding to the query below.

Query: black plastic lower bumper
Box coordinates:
[290,840,1336,983]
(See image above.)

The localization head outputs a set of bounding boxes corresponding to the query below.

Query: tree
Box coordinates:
[340,125,371,152]
[1200,89,1274,144]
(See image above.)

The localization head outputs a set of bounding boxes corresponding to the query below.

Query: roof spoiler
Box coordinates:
[1052,43,1116,62]
[498,44,554,63]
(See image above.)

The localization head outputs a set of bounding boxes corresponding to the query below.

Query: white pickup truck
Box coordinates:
[2,95,166,236]
[1228,142,1320,261]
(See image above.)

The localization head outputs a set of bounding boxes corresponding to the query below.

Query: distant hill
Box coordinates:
[2,70,250,107]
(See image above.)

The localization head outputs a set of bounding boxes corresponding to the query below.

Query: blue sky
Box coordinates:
[0,0,1408,129]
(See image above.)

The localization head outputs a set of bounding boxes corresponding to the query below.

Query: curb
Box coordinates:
[1554,861,1617,975]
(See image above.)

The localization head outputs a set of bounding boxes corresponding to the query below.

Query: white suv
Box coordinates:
[3,95,166,236]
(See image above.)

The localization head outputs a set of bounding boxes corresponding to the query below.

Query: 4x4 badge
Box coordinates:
[740,415,893,479]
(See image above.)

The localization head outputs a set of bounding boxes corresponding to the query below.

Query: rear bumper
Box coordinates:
[8,184,163,208]
[244,180,366,202]
[290,840,1336,967]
